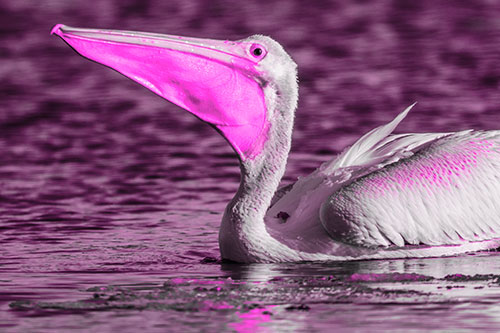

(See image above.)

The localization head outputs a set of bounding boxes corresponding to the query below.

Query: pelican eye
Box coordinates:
[250,44,267,60]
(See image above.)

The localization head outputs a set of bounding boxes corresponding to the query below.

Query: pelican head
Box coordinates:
[51,24,298,161]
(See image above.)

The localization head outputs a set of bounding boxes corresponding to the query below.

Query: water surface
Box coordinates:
[2,1,500,331]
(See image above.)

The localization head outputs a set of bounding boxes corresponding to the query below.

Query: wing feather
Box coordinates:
[320,130,500,247]
[326,103,416,171]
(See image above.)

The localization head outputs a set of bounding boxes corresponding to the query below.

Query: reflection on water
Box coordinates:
[5,255,500,332]
[2,0,500,331]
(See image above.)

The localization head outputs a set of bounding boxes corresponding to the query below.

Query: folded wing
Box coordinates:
[320,130,500,247]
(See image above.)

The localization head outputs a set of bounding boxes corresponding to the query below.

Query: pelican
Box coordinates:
[52,24,500,263]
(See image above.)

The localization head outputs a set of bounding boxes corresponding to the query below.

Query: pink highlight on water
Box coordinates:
[229,306,275,332]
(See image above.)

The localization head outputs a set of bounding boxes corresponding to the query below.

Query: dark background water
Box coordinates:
[2,1,500,331]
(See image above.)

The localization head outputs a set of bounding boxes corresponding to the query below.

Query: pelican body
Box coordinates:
[52,25,500,263]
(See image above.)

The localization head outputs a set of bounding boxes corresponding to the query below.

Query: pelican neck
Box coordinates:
[219,107,296,262]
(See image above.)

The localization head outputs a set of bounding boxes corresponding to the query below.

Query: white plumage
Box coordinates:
[322,130,500,248]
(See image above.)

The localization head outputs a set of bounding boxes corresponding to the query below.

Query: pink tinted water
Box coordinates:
[2,1,500,331]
